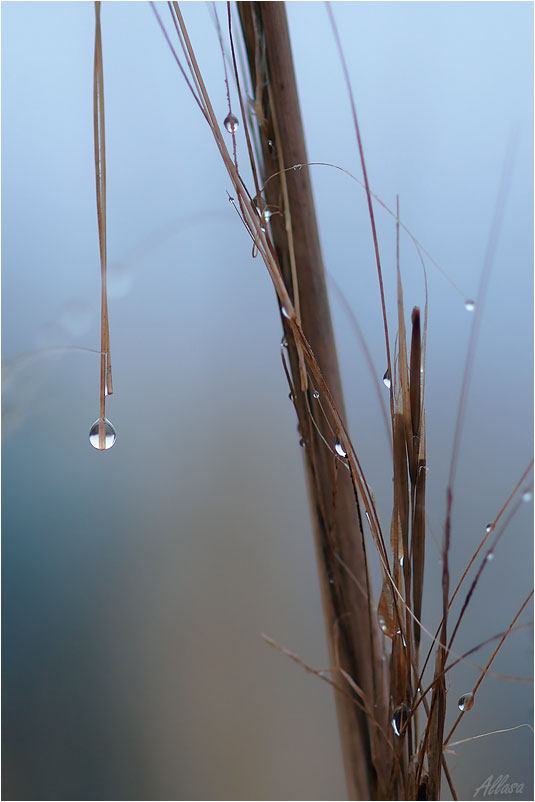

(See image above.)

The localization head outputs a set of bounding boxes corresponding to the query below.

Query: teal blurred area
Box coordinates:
[2,2,533,800]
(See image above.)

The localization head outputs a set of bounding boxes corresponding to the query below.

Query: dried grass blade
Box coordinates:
[93,1,112,450]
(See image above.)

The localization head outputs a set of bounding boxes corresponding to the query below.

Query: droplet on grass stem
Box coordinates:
[223,113,239,133]
[485,523,494,533]
[89,417,116,450]
[312,389,320,400]
[382,368,391,389]
[464,299,476,312]
[334,437,347,459]
[281,305,292,320]
[458,692,474,712]
[253,194,272,221]
[392,705,411,736]
[522,490,533,502]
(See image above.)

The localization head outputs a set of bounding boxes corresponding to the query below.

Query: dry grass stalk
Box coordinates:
[237,3,386,797]
[93,0,113,446]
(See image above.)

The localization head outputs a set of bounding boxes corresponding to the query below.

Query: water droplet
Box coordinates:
[485,523,494,533]
[392,705,411,736]
[522,490,533,502]
[281,336,288,349]
[223,113,239,133]
[334,437,347,458]
[377,579,396,638]
[267,139,277,159]
[88,417,116,450]
[299,438,306,448]
[382,368,391,389]
[312,390,320,400]
[458,692,474,712]
[253,194,272,221]
[486,551,494,561]
[464,299,476,312]
[292,163,303,171]
[399,556,404,566]
[281,305,291,320]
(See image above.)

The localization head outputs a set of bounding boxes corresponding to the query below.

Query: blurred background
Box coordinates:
[2,2,533,799]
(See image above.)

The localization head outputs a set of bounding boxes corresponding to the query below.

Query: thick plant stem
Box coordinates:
[238,3,388,798]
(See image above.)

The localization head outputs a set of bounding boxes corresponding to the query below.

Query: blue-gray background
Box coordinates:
[2,2,533,799]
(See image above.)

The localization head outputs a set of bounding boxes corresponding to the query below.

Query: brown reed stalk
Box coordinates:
[236,4,388,798]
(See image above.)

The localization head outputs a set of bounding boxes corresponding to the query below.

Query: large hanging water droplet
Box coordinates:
[464,299,476,312]
[458,692,474,712]
[383,368,391,389]
[89,417,116,450]
[392,705,411,736]
[334,437,347,459]
[223,113,239,133]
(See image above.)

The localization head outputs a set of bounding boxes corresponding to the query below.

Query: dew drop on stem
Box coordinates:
[89,417,116,450]
[312,390,320,400]
[485,523,494,533]
[253,194,272,221]
[458,692,474,712]
[391,705,411,736]
[223,113,239,133]
[522,490,533,502]
[383,368,391,389]
[334,437,347,459]
[464,299,476,312]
